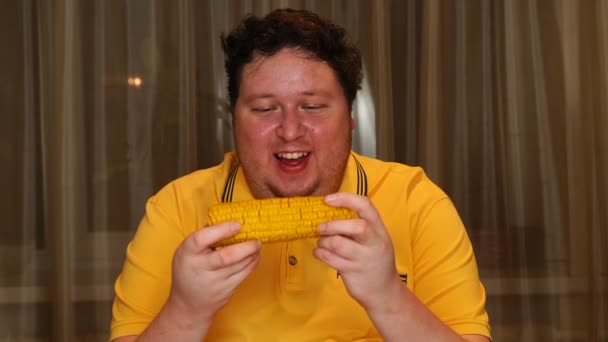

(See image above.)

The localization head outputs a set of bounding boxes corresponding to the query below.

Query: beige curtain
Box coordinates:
[0,0,605,341]
[407,1,608,340]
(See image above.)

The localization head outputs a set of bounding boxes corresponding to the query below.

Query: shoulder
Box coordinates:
[150,152,236,204]
[354,153,448,202]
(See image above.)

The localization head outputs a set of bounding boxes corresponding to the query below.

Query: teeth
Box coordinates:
[277,152,309,160]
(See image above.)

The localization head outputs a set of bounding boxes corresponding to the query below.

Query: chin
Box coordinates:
[270,183,317,198]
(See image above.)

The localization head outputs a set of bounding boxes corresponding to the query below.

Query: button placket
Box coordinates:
[288,255,298,265]
[283,241,305,290]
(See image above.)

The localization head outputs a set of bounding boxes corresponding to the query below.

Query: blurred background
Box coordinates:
[0,0,606,341]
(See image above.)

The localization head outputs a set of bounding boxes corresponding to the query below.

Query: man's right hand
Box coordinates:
[166,222,262,325]
[111,222,261,342]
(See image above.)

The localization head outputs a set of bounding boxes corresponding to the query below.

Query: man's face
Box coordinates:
[233,48,354,198]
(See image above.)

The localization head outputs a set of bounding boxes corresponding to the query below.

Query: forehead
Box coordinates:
[239,48,342,96]
[245,48,323,74]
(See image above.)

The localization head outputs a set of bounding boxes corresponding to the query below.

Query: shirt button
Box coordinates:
[288,256,298,265]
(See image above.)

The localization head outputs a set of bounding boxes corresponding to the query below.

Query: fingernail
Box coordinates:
[325,194,337,203]
[230,222,241,231]
[318,223,326,233]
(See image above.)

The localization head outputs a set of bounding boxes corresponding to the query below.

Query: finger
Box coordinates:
[317,235,361,260]
[234,252,261,275]
[183,222,241,254]
[218,251,260,277]
[318,218,370,243]
[313,246,351,271]
[207,240,262,270]
[324,192,382,224]
[225,252,261,285]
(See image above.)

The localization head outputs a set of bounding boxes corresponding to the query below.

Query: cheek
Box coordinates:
[235,119,277,149]
[312,119,351,141]
[257,124,278,137]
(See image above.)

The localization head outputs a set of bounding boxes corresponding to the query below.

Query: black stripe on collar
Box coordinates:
[352,154,368,196]
[221,161,240,203]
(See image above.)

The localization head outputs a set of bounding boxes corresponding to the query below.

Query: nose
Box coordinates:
[276,108,305,141]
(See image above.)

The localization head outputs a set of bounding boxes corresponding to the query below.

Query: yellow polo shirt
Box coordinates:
[111,151,490,341]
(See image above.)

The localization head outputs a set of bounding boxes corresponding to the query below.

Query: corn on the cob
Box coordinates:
[208,196,358,247]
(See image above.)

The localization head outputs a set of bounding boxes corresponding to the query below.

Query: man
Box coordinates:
[111,8,491,341]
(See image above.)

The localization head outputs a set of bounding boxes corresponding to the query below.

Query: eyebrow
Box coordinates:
[301,90,332,97]
[241,93,272,101]
[243,90,332,101]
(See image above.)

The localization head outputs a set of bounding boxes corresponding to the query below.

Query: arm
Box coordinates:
[361,274,489,341]
[314,193,489,341]
[112,222,261,341]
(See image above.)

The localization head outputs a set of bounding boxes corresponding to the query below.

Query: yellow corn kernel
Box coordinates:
[208,196,358,247]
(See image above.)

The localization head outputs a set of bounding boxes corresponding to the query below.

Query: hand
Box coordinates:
[167,222,261,323]
[313,193,402,313]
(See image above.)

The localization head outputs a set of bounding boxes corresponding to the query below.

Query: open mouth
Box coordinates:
[274,152,310,171]
[275,152,310,160]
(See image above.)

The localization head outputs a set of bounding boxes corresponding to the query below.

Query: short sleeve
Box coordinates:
[110,195,186,340]
[411,198,491,338]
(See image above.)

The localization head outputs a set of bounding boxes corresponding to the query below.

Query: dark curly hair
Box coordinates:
[221,8,363,111]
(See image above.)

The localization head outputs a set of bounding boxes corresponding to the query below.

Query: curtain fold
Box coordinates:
[401,0,607,340]
[0,0,605,340]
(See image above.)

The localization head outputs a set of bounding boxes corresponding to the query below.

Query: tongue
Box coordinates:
[281,157,304,167]
[278,155,308,172]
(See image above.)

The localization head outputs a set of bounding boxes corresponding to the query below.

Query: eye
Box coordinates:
[252,106,276,113]
[302,104,326,111]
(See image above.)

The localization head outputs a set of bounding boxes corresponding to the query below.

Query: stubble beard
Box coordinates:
[241,149,350,199]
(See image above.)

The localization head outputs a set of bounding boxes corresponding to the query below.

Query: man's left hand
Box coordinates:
[313,192,403,314]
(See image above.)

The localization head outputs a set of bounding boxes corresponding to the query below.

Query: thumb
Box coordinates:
[182,222,241,254]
